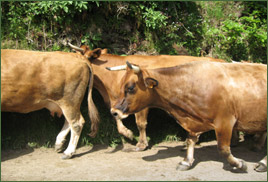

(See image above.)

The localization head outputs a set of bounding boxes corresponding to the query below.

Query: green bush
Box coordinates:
[2,1,266,61]
[197,1,267,62]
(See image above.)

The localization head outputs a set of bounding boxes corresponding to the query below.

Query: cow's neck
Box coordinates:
[91,56,127,107]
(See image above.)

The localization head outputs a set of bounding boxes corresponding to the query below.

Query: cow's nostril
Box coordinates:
[111,111,118,117]
[111,109,118,117]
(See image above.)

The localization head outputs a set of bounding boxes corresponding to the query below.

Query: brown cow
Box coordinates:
[1,49,99,159]
[108,61,267,172]
[68,43,226,151]
[69,43,265,153]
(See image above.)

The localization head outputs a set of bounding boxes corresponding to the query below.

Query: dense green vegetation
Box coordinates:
[1,1,267,62]
[1,1,266,149]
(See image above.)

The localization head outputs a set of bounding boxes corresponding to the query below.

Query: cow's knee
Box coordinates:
[136,120,147,129]
[71,114,85,133]
[116,119,133,140]
[72,122,82,134]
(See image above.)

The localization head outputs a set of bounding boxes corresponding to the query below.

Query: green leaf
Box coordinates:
[63,6,68,13]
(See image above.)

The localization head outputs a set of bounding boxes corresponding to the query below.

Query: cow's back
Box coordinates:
[163,61,266,132]
[92,54,226,105]
[126,55,225,69]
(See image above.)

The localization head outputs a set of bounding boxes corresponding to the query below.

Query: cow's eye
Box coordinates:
[127,84,135,94]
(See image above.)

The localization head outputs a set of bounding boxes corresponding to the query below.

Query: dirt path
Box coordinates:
[1,141,267,181]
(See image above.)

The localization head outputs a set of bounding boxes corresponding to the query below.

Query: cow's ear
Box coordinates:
[89,48,102,60]
[101,48,108,54]
[145,77,158,89]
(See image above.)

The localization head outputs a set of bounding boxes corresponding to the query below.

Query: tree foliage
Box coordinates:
[1,1,267,63]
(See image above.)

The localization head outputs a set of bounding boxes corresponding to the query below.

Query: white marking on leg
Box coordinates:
[260,156,267,166]
[63,114,85,157]
[64,134,79,157]
[55,120,70,146]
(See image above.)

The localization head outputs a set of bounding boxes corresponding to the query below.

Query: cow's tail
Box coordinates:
[87,63,100,138]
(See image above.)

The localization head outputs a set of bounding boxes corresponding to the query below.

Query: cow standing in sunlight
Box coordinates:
[107,61,267,172]
[1,49,99,159]
[68,43,226,151]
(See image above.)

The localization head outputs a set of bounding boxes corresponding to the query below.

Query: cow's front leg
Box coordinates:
[176,134,199,171]
[215,115,247,172]
[110,107,133,139]
[55,120,70,153]
[115,118,134,140]
[135,108,149,151]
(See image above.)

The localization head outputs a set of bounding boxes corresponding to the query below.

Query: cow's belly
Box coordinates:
[1,93,62,117]
[1,101,45,113]
[2,100,63,119]
[1,89,39,113]
[171,109,214,135]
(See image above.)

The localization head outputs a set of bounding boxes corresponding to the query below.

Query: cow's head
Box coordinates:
[107,61,158,119]
[68,42,107,60]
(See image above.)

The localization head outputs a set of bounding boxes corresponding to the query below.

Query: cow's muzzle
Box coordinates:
[110,108,129,120]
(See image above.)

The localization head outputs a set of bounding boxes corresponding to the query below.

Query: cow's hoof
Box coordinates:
[254,162,267,172]
[239,160,248,172]
[135,142,148,151]
[55,144,64,153]
[61,154,72,160]
[176,161,191,171]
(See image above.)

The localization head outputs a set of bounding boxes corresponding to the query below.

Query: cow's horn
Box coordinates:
[68,42,84,53]
[106,65,127,71]
[126,61,140,73]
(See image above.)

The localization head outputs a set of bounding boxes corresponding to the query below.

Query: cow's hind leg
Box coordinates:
[176,134,199,171]
[230,130,240,147]
[215,115,247,172]
[61,107,85,159]
[55,120,70,152]
[135,108,149,151]
[252,132,267,152]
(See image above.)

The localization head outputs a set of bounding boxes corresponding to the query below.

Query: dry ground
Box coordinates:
[1,140,267,181]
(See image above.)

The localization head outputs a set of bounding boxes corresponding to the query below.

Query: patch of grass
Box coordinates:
[1,109,63,150]
[146,108,187,144]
